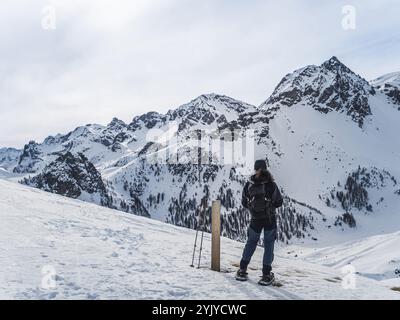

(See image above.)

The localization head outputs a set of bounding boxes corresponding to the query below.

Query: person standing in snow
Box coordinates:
[236,159,283,286]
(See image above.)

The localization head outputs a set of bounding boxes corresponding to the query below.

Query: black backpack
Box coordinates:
[248,181,273,219]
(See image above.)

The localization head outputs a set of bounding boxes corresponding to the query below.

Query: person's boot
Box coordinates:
[235,269,248,281]
[258,272,275,286]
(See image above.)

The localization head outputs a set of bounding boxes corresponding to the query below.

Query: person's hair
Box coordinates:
[261,169,274,182]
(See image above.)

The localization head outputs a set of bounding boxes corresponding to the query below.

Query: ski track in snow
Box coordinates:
[1,180,399,300]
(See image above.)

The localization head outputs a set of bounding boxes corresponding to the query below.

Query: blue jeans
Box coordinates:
[240,226,276,275]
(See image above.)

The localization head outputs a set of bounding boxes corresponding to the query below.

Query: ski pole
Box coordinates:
[190,228,199,267]
[191,201,202,267]
[197,199,207,269]
[197,227,205,269]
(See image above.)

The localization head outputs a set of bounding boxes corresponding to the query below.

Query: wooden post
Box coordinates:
[211,200,221,272]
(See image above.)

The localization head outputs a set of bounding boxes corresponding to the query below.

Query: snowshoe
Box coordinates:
[258,272,275,286]
[235,269,248,282]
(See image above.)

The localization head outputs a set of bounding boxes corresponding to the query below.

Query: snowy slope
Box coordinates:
[263,96,400,242]
[290,231,400,284]
[372,72,400,87]
[371,72,400,106]
[0,179,399,300]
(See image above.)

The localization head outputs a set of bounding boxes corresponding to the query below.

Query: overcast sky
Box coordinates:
[1,0,399,148]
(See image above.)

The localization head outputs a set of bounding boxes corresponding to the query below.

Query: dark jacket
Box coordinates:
[242,172,283,232]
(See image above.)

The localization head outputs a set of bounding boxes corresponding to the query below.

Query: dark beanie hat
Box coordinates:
[254,159,267,171]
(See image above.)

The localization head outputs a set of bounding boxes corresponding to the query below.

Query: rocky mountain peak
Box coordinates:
[129,111,166,131]
[183,93,253,114]
[108,117,127,129]
[260,57,376,127]
[321,56,348,71]
[165,93,256,132]
[13,141,42,174]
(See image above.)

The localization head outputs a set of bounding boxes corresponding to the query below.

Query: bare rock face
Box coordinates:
[23,152,111,207]
[14,141,42,174]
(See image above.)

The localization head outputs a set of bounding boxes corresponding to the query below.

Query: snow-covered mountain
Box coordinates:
[260,56,377,127]
[1,57,400,246]
[1,179,399,300]
[22,152,111,207]
[259,58,400,244]
[371,72,400,107]
[0,147,21,172]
